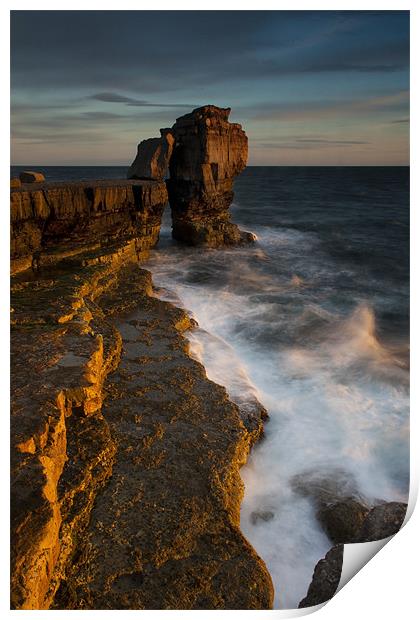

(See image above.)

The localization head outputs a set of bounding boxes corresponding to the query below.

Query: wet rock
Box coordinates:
[127,128,174,180]
[167,105,251,246]
[291,469,370,543]
[299,501,407,608]
[19,170,46,183]
[355,502,407,542]
[291,468,363,506]
[294,470,407,607]
[250,510,275,525]
[298,544,343,608]
[317,499,370,544]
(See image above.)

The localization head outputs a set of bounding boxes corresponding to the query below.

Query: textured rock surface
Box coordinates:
[317,499,370,544]
[10,179,168,275]
[291,469,407,545]
[11,243,273,609]
[127,129,174,180]
[298,545,344,608]
[167,105,251,246]
[19,170,46,183]
[11,178,21,188]
[296,469,407,608]
[355,502,407,542]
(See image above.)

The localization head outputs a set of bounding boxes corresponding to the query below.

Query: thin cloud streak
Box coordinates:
[250,90,409,122]
[89,92,198,108]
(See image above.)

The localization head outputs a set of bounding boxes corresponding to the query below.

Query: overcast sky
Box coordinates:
[11,10,409,166]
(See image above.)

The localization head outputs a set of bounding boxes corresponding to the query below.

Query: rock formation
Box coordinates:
[19,170,46,183]
[11,179,168,275]
[127,129,174,180]
[296,469,407,608]
[299,545,344,608]
[167,105,251,246]
[355,502,407,542]
[291,469,371,544]
[292,469,407,545]
[10,141,273,608]
[127,104,253,246]
[11,243,272,609]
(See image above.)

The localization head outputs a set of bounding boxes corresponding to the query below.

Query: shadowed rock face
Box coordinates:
[127,129,175,180]
[355,502,407,542]
[167,105,251,246]
[19,171,46,183]
[295,469,407,609]
[298,545,344,609]
[10,179,168,275]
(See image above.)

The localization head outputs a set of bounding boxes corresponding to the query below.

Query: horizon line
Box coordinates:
[11,164,410,168]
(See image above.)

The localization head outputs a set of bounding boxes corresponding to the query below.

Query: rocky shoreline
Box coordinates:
[11,105,273,609]
[11,105,407,610]
[11,241,273,609]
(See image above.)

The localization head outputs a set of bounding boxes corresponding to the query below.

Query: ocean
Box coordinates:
[11,165,410,608]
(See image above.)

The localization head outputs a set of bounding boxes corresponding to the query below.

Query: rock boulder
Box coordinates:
[356,502,407,542]
[298,544,344,608]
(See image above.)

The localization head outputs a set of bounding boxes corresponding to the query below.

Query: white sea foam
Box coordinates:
[144,224,409,609]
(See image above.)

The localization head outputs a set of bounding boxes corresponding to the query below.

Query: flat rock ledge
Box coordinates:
[11,241,273,609]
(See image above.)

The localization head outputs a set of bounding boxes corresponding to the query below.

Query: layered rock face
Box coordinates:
[167,106,251,246]
[11,179,168,274]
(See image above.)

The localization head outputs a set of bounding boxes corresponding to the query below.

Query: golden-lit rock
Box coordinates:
[11,243,273,610]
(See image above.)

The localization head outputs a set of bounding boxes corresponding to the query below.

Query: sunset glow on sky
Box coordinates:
[11,10,409,166]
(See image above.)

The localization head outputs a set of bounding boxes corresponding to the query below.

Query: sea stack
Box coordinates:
[168,105,252,246]
[127,129,175,180]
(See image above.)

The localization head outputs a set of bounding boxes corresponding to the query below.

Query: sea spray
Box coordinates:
[144,167,409,609]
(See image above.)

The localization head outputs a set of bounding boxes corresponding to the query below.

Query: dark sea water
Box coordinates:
[12,165,410,608]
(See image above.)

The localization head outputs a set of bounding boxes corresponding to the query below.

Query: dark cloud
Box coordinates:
[10,10,409,94]
[10,10,410,165]
[89,92,197,108]
[390,118,410,123]
[81,111,123,120]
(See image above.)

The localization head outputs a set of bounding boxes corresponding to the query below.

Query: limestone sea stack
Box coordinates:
[128,105,254,247]
[127,129,174,180]
[168,105,252,246]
